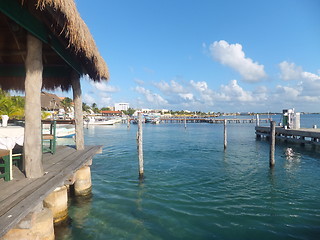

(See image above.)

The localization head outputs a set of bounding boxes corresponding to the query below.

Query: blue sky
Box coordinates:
[55,0,320,113]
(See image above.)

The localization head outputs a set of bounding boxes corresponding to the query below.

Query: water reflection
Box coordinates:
[283,147,301,170]
[70,192,93,227]
[55,190,93,240]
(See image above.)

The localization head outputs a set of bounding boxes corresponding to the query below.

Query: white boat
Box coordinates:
[84,116,116,125]
[113,117,123,124]
[151,118,161,124]
[56,127,75,138]
[42,124,75,138]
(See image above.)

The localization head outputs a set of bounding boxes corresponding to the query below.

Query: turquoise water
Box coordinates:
[56,115,320,240]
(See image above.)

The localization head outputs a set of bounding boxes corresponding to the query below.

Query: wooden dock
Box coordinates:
[159,117,270,124]
[0,145,102,238]
[255,126,320,145]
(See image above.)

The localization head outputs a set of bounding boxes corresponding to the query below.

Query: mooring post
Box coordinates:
[269,121,276,167]
[137,112,144,179]
[224,119,227,150]
[184,116,187,129]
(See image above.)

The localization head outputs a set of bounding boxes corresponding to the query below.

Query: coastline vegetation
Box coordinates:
[0,89,24,119]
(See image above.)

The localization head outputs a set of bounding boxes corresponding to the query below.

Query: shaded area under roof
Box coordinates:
[0,0,109,92]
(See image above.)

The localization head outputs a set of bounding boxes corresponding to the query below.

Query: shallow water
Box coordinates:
[56,115,320,240]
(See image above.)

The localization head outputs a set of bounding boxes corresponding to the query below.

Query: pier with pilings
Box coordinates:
[255,126,320,146]
[159,117,270,124]
[0,145,102,239]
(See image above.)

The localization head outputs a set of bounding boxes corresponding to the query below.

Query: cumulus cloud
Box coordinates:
[134,86,168,105]
[279,61,320,97]
[179,93,194,101]
[190,80,215,105]
[154,80,186,94]
[91,81,119,92]
[209,40,266,82]
[218,80,254,102]
[83,93,96,105]
[190,80,208,92]
[279,61,304,81]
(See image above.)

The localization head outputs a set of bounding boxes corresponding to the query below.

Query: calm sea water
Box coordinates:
[56,114,320,240]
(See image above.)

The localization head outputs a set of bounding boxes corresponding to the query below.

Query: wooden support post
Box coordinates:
[71,71,84,150]
[24,33,44,178]
[184,116,187,129]
[256,114,260,126]
[269,121,276,167]
[137,112,144,179]
[224,119,227,150]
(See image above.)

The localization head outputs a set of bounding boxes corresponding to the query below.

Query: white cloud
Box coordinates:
[83,93,96,105]
[218,80,254,102]
[134,86,168,105]
[279,61,303,81]
[209,40,266,82]
[101,96,112,105]
[190,80,214,105]
[91,81,119,92]
[154,81,170,92]
[154,80,186,94]
[134,78,145,85]
[252,86,268,101]
[275,85,301,99]
[279,61,320,97]
[190,80,208,92]
[179,93,194,101]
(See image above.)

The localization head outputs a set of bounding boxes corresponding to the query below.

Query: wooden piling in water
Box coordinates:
[184,116,187,129]
[269,121,276,167]
[224,119,227,150]
[137,112,144,179]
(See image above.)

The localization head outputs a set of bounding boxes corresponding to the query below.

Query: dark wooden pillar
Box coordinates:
[24,33,44,178]
[71,71,84,150]
[269,121,276,167]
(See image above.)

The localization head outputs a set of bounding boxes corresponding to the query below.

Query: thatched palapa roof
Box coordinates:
[0,0,109,91]
[41,91,62,110]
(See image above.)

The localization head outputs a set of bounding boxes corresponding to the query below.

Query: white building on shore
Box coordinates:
[115,103,129,111]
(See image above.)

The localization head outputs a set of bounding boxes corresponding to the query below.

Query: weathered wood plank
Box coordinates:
[0,145,102,237]
[255,126,320,146]
[256,126,320,138]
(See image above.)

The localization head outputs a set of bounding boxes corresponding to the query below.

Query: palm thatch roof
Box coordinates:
[41,91,62,110]
[0,0,109,91]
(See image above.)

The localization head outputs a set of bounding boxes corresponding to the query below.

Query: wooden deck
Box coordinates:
[255,126,320,145]
[0,145,102,237]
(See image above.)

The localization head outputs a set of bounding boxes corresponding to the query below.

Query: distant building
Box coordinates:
[115,103,129,111]
[41,92,62,111]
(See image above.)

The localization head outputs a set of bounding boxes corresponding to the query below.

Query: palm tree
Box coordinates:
[82,102,91,114]
[0,97,24,119]
[60,97,73,119]
[91,103,100,113]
